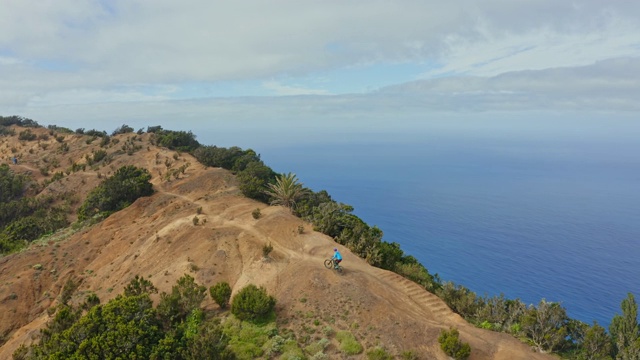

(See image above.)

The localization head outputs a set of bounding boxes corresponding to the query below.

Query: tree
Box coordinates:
[231,284,275,322]
[0,164,26,202]
[436,282,481,319]
[236,161,276,202]
[264,172,308,210]
[157,274,207,326]
[610,293,640,360]
[522,299,569,353]
[308,201,354,238]
[336,216,383,265]
[124,275,158,297]
[153,129,200,152]
[210,282,232,309]
[573,321,612,360]
[111,124,134,136]
[292,189,333,218]
[31,294,162,359]
[78,165,153,220]
[183,318,235,360]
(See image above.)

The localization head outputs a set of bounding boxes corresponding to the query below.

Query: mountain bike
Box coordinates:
[324,258,343,273]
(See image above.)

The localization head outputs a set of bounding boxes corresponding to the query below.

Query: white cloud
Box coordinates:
[379,57,640,111]
[0,0,639,110]
[21,57,640,136]
[262,81,330,96]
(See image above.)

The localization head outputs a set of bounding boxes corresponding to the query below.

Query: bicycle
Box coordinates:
[324,258,343,273]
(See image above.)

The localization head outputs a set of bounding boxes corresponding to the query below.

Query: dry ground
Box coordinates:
[0,126,555,359]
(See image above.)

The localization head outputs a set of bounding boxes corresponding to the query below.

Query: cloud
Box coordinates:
[1,1,639,112]
[20,57,640,138]
[379,57,640,111]
[262,81,330,96]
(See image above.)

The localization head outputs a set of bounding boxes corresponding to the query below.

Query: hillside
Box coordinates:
[0,125,554,359]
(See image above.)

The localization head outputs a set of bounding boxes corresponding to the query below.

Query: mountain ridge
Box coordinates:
[0,124,553,359]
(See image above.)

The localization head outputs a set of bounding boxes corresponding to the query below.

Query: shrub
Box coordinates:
[252,208,261,219]
[336,331,363,355]
[304,338,329,356]
[438,327,471,360]
[0,164,26,202]
[111,124,134,136]
[366,346,393,360]
[192,216,199,225]
[401,350,419,360]
[157,274,207,326]
[262,242,273,258]
[209,282,232,309]
[18,130,37,141]
[124,275,158,297]
[90,149,108,164]
[77,165,153,220]
[231,284,275,322]
[153,129,200,152]
[60,278,79,305]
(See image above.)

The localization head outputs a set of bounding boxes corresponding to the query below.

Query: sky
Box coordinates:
[1,0,639,146]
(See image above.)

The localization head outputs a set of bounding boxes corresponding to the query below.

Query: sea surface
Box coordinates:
[255,117,640,327]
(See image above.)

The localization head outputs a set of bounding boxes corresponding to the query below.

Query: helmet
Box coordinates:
[334,248,338,251]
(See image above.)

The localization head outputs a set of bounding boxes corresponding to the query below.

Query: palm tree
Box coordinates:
[264,172,308,210]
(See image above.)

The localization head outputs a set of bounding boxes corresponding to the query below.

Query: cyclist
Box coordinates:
[332,248,342,269]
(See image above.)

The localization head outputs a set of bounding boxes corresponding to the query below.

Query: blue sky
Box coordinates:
[1,0,639,145]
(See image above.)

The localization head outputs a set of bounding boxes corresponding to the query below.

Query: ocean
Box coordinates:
[252,116,640,327]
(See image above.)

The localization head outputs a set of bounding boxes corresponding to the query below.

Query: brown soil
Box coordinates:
[0,126,556,359]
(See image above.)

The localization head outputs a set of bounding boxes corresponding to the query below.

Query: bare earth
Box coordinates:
[0,126,556,359]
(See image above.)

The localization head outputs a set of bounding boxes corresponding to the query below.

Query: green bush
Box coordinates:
[366,346,393,360]
[336,330,363,355]
[236,161,276,203]
[0,164,26,202]
[438,327,471,360]
[111,124,134,136]
[18,129,37,141]
[231,284,275,322]
[210,282,232,309]
[77,165,153,220]
[223,316,275,359]
[124,275,158,297]
[86,149,108,165]
[262,242,273,258]
[153,129,200,152]
[157,274,207,326]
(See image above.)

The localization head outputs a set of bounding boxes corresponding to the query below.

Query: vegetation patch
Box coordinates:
[231,284,276,322]
[209,281,232,309]
[438,327,471,360]
[77,165,153,221]
[336,330,363,355]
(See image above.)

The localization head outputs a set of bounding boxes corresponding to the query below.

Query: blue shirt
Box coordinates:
[333,251,342,261]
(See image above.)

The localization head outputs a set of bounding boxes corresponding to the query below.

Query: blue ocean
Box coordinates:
[251,116,640,327]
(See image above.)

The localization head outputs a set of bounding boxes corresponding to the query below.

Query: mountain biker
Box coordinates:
[332,248,342,269]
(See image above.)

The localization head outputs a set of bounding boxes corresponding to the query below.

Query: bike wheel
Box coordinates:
[336,265,343,274]
[324,259,333,269]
